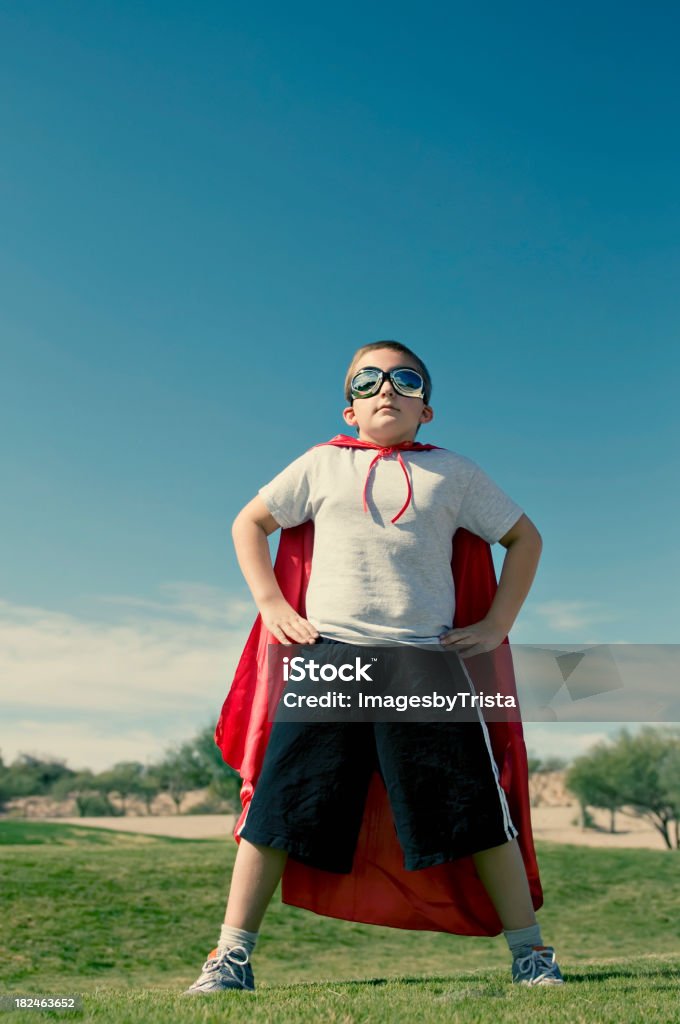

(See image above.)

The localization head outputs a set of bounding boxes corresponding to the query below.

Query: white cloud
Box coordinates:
[510,600,623,640]
[95,581,254,625]
[0,720,189,773]
[522,724,615,760]
[0,585,258,769]
[2,587,667,772]
[533,600,618,632]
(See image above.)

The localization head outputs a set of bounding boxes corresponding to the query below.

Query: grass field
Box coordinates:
[1,821,679,1022]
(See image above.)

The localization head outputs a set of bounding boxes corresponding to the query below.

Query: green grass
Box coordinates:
[1,822,680,1021]
[2,961,680,1024]
[0,821,187,847]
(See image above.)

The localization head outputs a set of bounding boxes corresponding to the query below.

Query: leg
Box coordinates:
[472,837,536,930]
[224,838,288,931]
[473,837,564,985]
[183,839,286,995]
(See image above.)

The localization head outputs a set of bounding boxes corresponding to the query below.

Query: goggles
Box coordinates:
[349,366,428,402]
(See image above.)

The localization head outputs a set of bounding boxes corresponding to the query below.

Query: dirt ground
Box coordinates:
[38,805,671,851]
[40,813,238,839]
[12,773,672,851]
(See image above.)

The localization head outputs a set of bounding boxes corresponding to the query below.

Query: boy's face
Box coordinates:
[342,348,433,446]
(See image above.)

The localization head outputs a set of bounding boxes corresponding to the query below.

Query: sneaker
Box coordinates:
[512,945,564,986]
[183,945,255,995]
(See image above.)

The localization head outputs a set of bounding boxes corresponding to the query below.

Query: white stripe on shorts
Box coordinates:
[456,653,517,843]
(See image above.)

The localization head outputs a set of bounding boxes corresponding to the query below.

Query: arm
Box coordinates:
[232,495,319,645]
[439,513,542,657]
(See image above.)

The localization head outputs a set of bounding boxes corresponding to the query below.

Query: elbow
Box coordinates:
[499,514,543,551]
[521,513,543,550]
[527,522,543,556]
[232,508,269,543]
[231,509,249,542]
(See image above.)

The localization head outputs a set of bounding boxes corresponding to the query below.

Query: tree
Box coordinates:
[658,744,680,850]
[136,768,164,814]
[51,771,117,817]
[155,746,205,814]
[611,728,680,850]
[566,744,624,833]
[152,726,242,814]
[1,754,75,800]
[97,762,145,815]
[190,725,242,808]
[528,754,568,809]
[566,728,680,849]
[0,753,11,812]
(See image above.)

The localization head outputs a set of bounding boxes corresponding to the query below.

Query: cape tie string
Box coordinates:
[312,435,438,525]
[361,446,413,524]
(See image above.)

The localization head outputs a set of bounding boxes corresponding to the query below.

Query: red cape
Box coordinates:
[215,437,543,934]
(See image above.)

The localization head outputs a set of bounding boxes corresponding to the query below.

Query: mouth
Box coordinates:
[377,405,399,413]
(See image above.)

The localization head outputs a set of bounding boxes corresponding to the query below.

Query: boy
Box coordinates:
[184,341,564,993]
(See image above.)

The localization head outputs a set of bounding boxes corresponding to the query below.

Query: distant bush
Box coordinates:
[76,794,121,817]
[184,796,234,815]
[0,724,242,817]
[0,754,75,804]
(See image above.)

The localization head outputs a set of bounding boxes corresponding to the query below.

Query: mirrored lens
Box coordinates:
[350,368,382,396]
[391,368,425,395]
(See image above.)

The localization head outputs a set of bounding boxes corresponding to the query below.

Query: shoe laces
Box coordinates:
[515,945,560,983]
[202,944,251,986]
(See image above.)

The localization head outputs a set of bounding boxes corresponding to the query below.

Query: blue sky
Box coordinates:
[1,2,678,771]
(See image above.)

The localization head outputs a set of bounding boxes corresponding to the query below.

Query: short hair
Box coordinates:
[344,340,432,404]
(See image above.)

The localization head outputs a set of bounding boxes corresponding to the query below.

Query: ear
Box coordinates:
[343,405,358,428]
[420,405,434,425]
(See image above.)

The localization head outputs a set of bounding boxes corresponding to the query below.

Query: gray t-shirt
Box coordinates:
[259,445,523,645]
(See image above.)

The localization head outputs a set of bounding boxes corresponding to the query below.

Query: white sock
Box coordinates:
[217,924,259,958]
[503,923,543,959]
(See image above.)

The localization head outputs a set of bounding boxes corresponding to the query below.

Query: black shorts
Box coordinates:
[240,639,517,873]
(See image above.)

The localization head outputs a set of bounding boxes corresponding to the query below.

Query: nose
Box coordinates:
[379,376,395,397]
